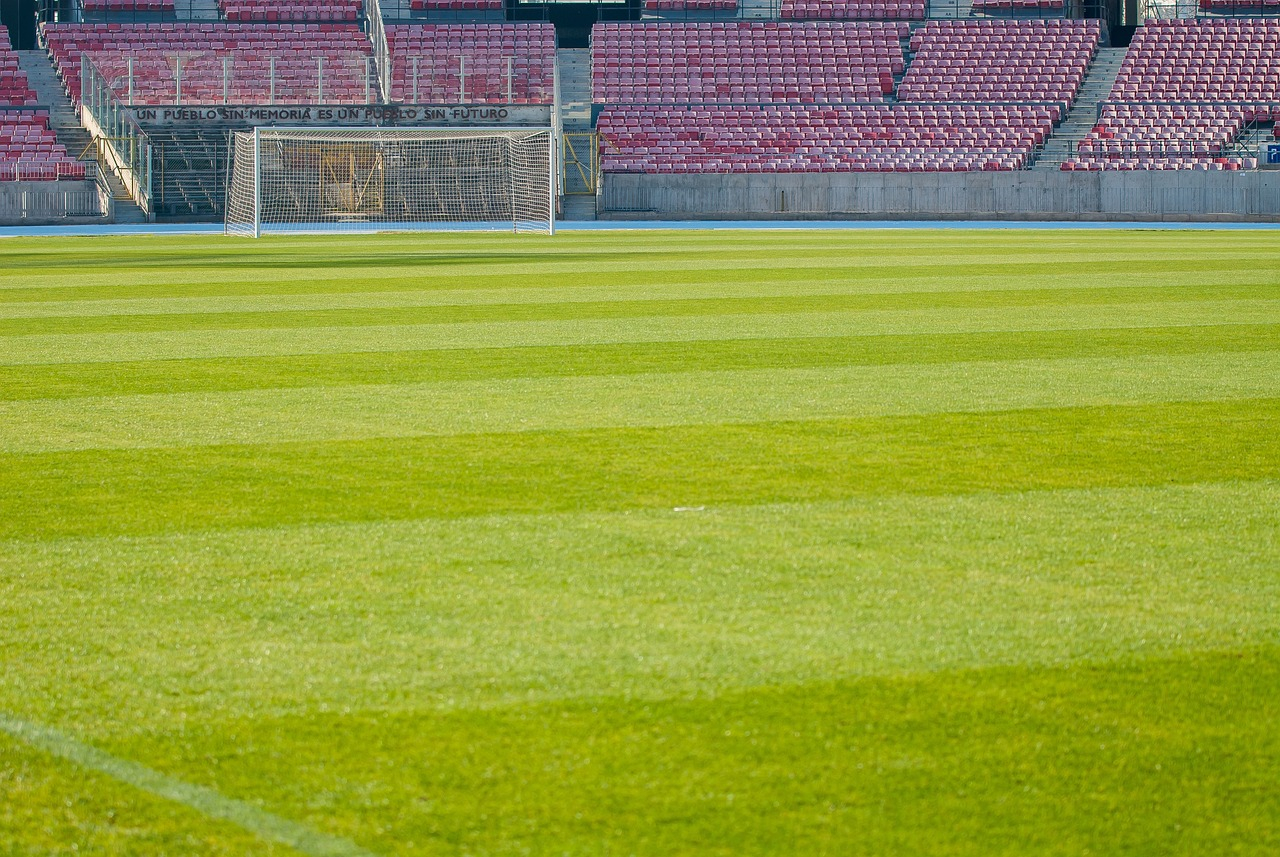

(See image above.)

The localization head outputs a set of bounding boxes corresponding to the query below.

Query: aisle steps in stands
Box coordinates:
[1034,46,1125,170]
[16,50,147,222]
[557,48,593,130]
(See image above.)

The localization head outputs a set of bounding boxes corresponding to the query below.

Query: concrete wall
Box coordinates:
[0,181,110,225]
[600,171,1280,221]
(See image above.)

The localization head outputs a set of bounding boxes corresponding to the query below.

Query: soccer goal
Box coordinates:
[225,127,556,237]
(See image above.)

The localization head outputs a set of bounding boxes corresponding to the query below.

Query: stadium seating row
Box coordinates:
[0,31,83,182]
[971,0,1064,10]
[220,0,362,22]
[598,104,1055,172]
[411,0,504,10]
[82,0,175,12]
[1106,18,1280,112]
[45,23,376,105]
[0,110,86,180]
[386,23,556,103]
[778,0,927,19]
[592,22,909,103]
[898,19,1099,105]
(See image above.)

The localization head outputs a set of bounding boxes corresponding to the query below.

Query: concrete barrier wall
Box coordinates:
[600,171,1280,221]
[0,181,108,225]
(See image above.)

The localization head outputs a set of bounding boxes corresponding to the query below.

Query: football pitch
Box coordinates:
[1,229,1277,855]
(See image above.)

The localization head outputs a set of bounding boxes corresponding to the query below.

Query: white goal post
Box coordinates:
[225,126,556,236]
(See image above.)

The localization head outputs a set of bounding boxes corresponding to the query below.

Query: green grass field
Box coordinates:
[1,229,1278,856]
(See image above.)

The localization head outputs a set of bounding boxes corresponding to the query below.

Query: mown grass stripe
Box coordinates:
[3,283,1276,336]
[4,323,1275,403]
[0,713,377,857]
[3,270,1278,316]
[2,351,1276,453]
[5,299,1278,366]
[2,398,1276,541]
[1,231,1275,296]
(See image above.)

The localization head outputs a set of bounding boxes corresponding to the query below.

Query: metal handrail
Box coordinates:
[80,57,154,216]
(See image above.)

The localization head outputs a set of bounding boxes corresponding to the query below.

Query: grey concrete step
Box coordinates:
[560,194,597,221]
[557,48,594,129]
[1034,47,1127,170]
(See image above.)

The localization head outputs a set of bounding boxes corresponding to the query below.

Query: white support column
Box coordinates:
[412,57,419,103]
[269,57,276,104]
[127,57,135,105]
[458,56,467,103]
[252,127,262,239]
[317,56,325,103]
[223,56,231,105]
[506,56,513,105]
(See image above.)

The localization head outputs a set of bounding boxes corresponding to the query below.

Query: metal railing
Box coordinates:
[80,57,153,214]
[88,53,382,107]
[365,0,393,102]
[564,132,601,193]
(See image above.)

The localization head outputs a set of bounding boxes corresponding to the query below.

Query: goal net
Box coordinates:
[225,127,556,236]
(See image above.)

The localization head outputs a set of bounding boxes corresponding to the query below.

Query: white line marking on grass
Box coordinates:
[0,712,379,857]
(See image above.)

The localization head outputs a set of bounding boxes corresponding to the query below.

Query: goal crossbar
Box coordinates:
[226,126,556,237]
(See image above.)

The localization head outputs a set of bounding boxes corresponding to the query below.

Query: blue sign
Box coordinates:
[1267,144,1280,165]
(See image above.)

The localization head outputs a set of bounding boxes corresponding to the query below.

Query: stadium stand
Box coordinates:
[0,54,38,107]
[220,0,362,22]
[1066,18,1274,170]
[591,22,909,104]
[1105,18,1280,107]
[0,111,88,180]
[897,19,1100,108]
[1065,102,1258,169]
[0,32,84,181]
[598,103,1054,172]
[593,19,1100,173]
[386,24,557,103]
[43,23,375,105]
[779,0,926,21]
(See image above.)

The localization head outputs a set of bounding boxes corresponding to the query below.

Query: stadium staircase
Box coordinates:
[557,48,593,131]
[1034,46,1126,170]
[15,49,148,222]
[557,47,597,220]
